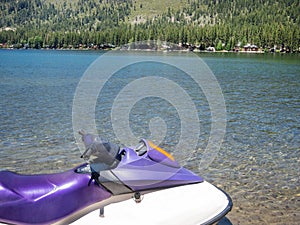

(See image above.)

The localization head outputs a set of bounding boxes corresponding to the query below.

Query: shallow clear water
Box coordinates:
[202,53,300,224]
[0,50,99,171]
[0,50,299,224]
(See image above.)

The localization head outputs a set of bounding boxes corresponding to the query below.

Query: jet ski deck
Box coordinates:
[72,181,232,225]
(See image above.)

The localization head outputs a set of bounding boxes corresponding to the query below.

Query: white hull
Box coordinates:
[72,181,232,225]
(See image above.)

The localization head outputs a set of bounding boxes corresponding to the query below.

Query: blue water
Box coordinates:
[0,49,299,224]
[0,50,100,170]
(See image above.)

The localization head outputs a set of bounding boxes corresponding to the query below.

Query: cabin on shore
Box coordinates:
[243,44,259,52]
[206,46,216,52]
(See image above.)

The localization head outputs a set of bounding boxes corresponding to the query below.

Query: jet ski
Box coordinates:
[0,131,232,225]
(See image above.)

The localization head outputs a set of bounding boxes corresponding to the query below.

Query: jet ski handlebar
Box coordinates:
[133,140,148,156]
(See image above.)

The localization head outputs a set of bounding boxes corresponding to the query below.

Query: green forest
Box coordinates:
[0,0,299,52]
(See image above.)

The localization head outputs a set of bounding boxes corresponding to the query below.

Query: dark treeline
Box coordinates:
[0,0,299,51]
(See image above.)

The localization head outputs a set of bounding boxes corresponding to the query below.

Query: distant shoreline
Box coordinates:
[1,46,298,54]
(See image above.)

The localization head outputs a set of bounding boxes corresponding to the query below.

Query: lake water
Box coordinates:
[0,49,299,224]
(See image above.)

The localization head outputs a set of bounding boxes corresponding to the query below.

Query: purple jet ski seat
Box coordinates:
[0,165,111,225]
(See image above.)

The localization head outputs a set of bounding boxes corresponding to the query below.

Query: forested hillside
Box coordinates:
[0,0,299,51]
